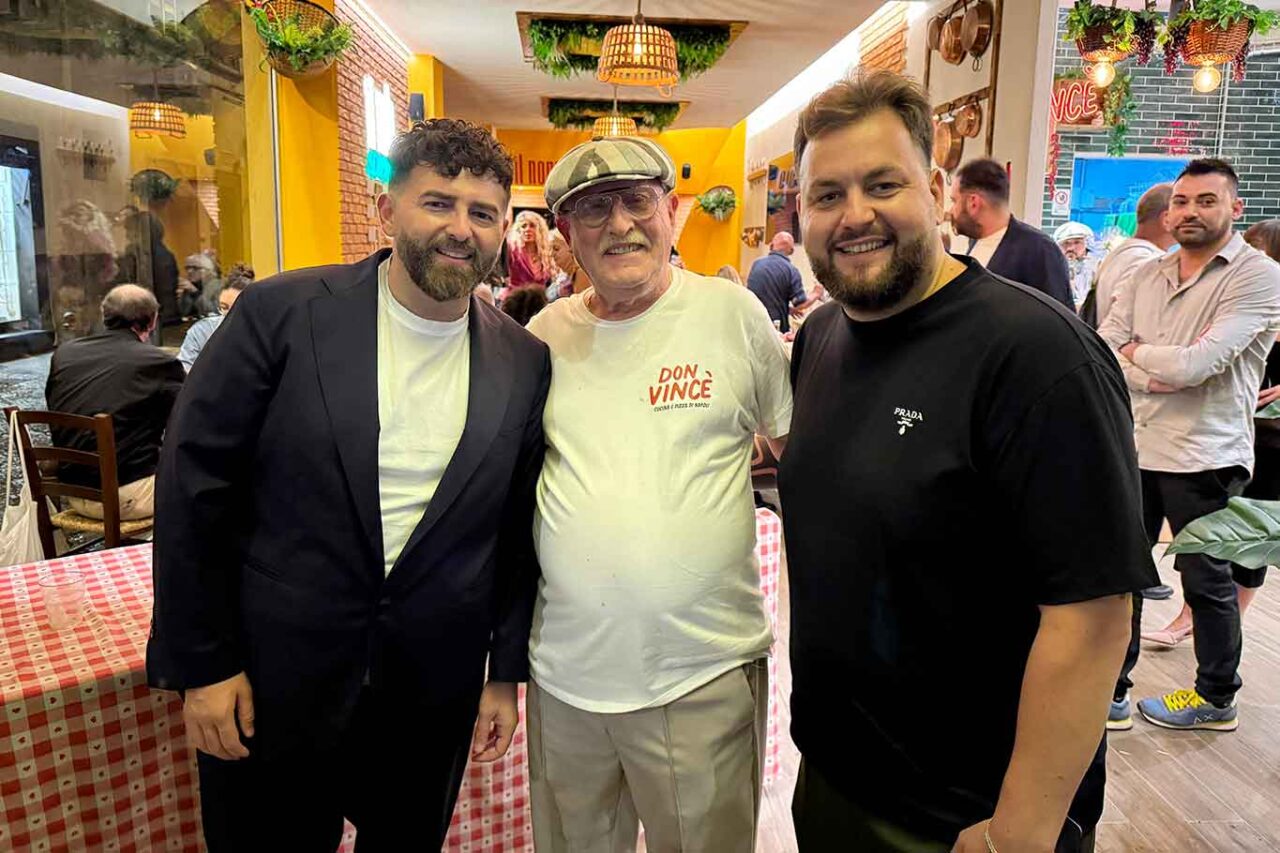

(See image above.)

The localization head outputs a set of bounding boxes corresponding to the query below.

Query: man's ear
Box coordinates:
[556,215,573,248]
[376,191,397,238]
[930,168,946,223]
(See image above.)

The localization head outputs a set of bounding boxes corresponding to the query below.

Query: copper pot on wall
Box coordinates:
[933,120,963,171]
[926,16,944,51]
[961,0,994,69]
[954,103,983,138]
[940,16,965,65]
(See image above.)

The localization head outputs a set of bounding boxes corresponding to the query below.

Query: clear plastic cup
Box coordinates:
[39,569,87,631]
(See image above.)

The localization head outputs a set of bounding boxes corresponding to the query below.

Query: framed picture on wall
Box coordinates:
[1069,154,1189,239]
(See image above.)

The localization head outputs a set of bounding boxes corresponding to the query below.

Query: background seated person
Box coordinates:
[178,264,255,372]
[45,284,185,520]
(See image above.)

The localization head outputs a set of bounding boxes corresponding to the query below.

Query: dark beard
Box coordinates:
[396,232,495,301]
[1175,219,1231,249]
[950,210,981,240]
[811,233,931,313]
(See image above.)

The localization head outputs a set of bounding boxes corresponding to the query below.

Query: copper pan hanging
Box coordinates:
[940,16,965,65]
[926,16,944,52]
[933,119,963,172]
[954,102,983,138]
[961,0,994,70]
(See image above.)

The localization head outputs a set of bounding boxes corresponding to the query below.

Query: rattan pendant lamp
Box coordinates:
[597,0,679,97]
[592,86,639,137]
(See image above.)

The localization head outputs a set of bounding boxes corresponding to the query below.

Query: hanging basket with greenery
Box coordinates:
[130,169,180,204]
[1160,0,1278,80]
[767,191,786,215]
[527,18,731,82]
[246,0,352,79]
[546,98,682,132]
[696,186,737,222]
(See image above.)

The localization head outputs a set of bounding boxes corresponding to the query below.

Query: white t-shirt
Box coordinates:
[526,268,792,713]
[964,225,1008,267]
[377,260,470,575]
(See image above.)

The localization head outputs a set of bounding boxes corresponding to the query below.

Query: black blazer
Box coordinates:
[45,329,185,488]
[986,216,1075,311]
[147,249,550,758]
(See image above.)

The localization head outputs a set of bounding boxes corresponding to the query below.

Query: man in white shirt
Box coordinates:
[526,137,792,852]
[1092,183,1175,328]
[148,119,551,850]
[1100,158,1280,733]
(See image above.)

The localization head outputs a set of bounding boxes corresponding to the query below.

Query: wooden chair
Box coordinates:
[4,407,153,559]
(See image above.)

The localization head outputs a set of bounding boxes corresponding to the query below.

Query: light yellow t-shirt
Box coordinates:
[377,261,470,575]
[527,268,793,712]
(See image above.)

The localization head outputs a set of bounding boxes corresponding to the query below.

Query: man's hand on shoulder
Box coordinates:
[183,671,254,760]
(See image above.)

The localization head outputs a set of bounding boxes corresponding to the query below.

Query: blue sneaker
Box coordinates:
[1138,688,1238,731]
[1107,693,1133,731]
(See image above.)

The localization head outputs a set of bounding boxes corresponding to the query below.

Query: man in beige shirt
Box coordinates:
[1100,158,1280,733]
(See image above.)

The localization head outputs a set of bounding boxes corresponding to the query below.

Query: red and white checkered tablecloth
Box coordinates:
[0,545,202,852]
[2,514,784,853]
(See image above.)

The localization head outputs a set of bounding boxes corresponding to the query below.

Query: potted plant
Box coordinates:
[1167,496,1280,573]
[130,169,180,205]
[767,191,786,215]
[246,0,352,79]
[1161,0,1279,80]
[526,17,730,81]
[697,186,737,222]
[1063,0,1138,64]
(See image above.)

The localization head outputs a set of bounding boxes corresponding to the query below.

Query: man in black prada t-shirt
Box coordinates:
[779,72,1157,853]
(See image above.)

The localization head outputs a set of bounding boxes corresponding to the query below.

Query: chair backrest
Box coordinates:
[4,407,121,558]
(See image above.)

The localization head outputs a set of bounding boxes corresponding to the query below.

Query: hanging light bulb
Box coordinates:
[1090,60,1116,88]
[1193,64,1222,93]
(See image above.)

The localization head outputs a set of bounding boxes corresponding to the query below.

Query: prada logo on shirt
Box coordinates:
[894,407,924,435]
[649,363,714,411]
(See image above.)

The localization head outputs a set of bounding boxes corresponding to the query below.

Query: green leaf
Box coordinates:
[527,17,730,81]
[1166,497,1280,569]
[546,98,682,131]
[1257,400,1280,419]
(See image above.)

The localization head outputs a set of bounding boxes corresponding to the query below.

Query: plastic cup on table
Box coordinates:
[39,569,87,631]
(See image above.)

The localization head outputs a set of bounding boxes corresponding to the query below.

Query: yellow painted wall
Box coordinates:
[242,9,280,276]
[276,0,342,270]
[666,122,745,276]
[408,54,446,118]
[494,124,747,276]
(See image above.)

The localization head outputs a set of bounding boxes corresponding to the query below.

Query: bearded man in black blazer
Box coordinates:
[148,119,549,851]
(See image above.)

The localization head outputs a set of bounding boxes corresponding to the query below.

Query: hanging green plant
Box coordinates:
[546,98,682,131]
[767,191,786,214]
[1103,70,1135,156]
[696,186,737,221]
[1160,0,1278,81]
[130,169,180,203]
[1063,0,1138,57]
[527,18,731,81]
[247,1,352,77]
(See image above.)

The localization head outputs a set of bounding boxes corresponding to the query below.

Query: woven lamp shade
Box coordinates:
[592,114,639,137]
[129,101,186,138]
[597,17,679,89]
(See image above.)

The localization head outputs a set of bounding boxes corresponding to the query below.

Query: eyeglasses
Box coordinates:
[565,186,665,228]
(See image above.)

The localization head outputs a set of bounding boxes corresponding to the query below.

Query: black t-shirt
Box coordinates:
[780,259,1157,842]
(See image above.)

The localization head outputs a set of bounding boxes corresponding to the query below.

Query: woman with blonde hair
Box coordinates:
[506,210,554,290]
[716,264,743,285]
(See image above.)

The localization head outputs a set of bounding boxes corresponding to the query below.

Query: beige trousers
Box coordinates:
[67,475,155,521]
[528,659,768,853]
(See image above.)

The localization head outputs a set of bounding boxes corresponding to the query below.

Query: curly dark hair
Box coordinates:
[389,119,514,193]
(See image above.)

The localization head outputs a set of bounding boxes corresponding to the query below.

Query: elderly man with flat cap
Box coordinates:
[524,136,792,852]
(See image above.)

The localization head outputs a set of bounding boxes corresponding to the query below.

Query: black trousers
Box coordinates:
[791,760,1095,853]
[197,687,472,852]
[1117,468,1247,706]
